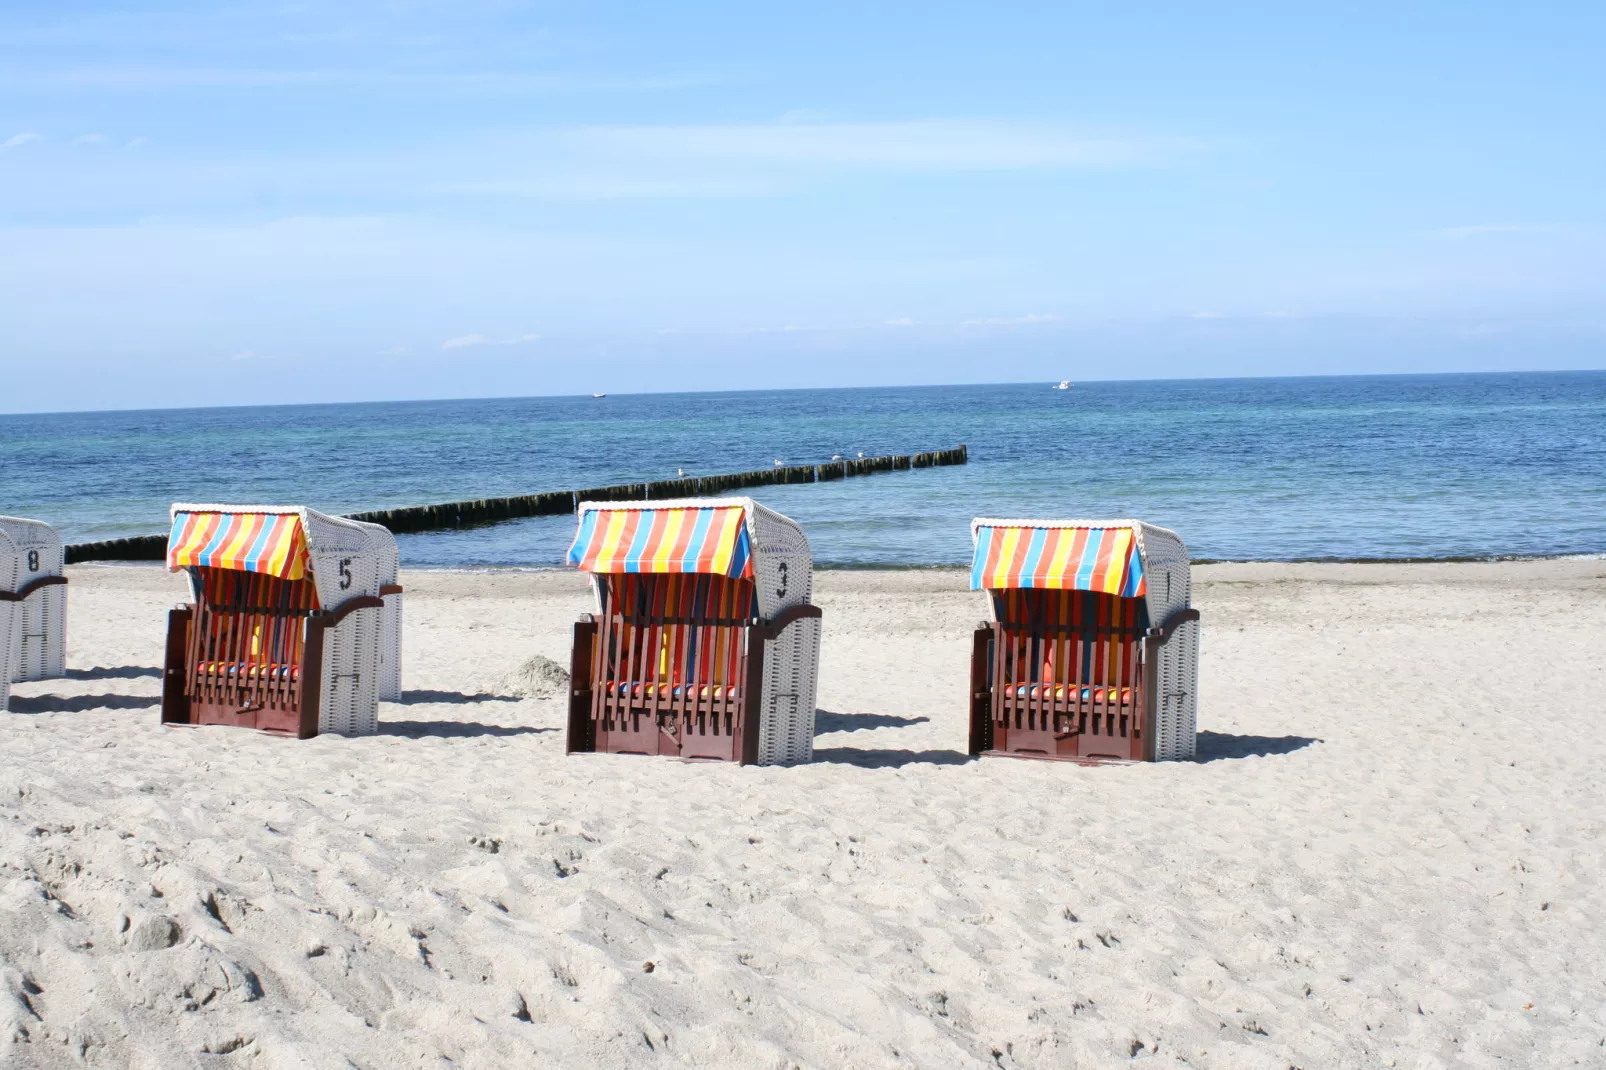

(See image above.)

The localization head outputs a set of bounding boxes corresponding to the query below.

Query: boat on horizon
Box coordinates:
[1054,380,1072,390]
[591,392,607,398]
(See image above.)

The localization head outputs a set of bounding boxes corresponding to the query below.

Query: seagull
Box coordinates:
[773,459,785,467]
[676,468,685,477]
[831,454,843,461]
[857,451,865,459]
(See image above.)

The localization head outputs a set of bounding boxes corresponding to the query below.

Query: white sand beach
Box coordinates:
[2,561,1603,1069]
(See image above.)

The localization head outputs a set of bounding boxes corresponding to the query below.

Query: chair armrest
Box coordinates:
[753,603,822,641]
[1145,608,1201,644]
[322,596,386,626]
[0,575,68,602]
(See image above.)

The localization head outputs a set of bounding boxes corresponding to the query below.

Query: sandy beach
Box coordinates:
[2,560,1603,1069]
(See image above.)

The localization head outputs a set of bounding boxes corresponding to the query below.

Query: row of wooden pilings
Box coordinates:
[63,445,968,563]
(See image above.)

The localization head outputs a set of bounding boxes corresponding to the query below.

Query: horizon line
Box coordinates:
[3,366,1603,420]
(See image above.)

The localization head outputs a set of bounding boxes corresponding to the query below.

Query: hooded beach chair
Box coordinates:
[566,497,822,765]
[968,519,1200,762]
[1,516,68,712]
[161,505,403,738]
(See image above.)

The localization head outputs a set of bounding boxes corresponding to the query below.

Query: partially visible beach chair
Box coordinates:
[1,516,68,712]
[566,497,822,765]
[161,504,402,738]
[968,518,1200,762]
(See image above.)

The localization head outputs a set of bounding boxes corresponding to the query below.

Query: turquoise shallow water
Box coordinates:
[2,371,1603,566]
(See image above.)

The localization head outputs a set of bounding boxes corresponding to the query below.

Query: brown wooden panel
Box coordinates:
[161,607,193,725]
[567,616,596,754]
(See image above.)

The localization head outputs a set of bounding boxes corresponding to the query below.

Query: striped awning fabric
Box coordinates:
[971,524,1146,597]
[168,511,311,581]
[568,505,754,578]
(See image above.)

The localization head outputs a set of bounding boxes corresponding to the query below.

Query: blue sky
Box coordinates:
[2,1,1602,412]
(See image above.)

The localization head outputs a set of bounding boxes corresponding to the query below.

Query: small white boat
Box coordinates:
[1054,380,1072,390]
[591,392,607,398]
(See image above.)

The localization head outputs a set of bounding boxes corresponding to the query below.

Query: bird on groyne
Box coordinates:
[857,451,865,459]
[831,454,843,461]
[773,459,784,466]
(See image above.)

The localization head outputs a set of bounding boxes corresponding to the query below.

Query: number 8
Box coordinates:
[26,550,39,572]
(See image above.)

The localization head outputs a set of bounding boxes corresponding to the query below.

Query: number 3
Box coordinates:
[339,558,353,590]
[776,561,788,599]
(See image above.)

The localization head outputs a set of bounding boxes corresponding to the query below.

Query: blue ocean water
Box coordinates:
[2,372,1603,566]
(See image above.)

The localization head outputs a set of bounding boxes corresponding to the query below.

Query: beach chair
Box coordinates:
[160,505,403,738]
[566,497,822,765]
[1,516,68,712]
[968,519,1200,762]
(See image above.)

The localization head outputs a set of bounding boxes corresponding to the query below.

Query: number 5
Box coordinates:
[339,558,353,590]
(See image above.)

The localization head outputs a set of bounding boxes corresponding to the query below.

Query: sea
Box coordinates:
[2,371,1603,568]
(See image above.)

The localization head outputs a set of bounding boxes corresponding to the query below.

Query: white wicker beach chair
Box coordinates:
[968,518,1199,762]
[566,496,822,765]
[1,516,68,712]
[162,504,402,738]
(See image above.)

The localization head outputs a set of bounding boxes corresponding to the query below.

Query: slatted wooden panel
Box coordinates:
[987,588,1147,761]
[589,573,759,760]
[184,566,320,734]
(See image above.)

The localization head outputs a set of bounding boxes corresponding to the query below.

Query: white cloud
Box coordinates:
[71,133,110,145]
[572,119,1143,172]
[960,313,1059,326]
[1439,223,1558,238]
[442,332,539,350]
[2,132,40,150]
[4,66,714,96]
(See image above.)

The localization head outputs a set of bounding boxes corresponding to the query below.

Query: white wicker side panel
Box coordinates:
[756,615,821,766]
[748,501,818,764]
[15,583,67,682]
[0,518,66,683]
[319,606,381,736]
[305,525,381,608]
[1135,522,1190,628]
[1154,619,1200,761]
[748,502,813,618]
[0,534,17,708]
[379,591,403,703]
[0,600,17,712]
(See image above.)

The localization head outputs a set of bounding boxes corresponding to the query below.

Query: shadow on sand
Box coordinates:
[811,747,971,769]
[379,721,556,739]
[1194,731,1321,762]
[814,710,932,734]
[394,689,522,706]
[6,693,160,714]
[66,666,161,681]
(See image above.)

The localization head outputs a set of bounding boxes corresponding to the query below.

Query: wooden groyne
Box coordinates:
[63,444,967,563]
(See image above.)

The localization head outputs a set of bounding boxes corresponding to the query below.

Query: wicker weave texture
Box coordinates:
[575,496,821,765]
[168,505,403,736]
[971,517,1199,762]
[0,536,14,711]
[1131,523,1198,761]
[748,502,819,764]
[1,517,68,706]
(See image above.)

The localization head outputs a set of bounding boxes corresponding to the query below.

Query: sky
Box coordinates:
[2,1,1603,413]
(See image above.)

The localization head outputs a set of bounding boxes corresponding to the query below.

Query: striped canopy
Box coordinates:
[569,505,754,578]
[971,523,1146,597]
[168,510,311,581]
